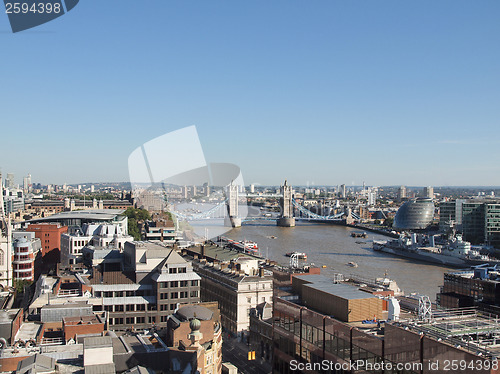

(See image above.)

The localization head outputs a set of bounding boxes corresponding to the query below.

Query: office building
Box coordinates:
[397,185,407,202]
[61,222,133,265]
[439,199,465,232]
[393,197,434,230]
[90,241,201,329]
[423,186,434,199]
[192,257,273,336]
[26,223,68,264]
[273,273,499,374]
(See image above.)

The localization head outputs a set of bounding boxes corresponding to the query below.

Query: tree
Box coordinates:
[123,208,151,240]
[128,218,141,240]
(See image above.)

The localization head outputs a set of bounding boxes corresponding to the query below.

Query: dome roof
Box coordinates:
[189,318,201,332]
[394,198,434,230]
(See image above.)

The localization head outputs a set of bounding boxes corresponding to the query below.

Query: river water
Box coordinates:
[225,222,452,300]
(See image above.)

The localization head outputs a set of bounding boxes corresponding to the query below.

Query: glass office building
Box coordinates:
[393,198,434,230]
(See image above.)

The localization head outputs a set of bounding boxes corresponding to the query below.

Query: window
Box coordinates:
[170,281,178,288]
[180,281,188,287]
[161,316,168,322]
[115,291,123,297]
[170,303,176,310]
[170,292,178,299]
[137,304,145,311]
[115,305,124,312]
[247,297,252,304]
[136,317,145,324]
[160,293,168,300]
[126,317,134,324]
[191,280,198,287]
[180,291,188,298]
[149,316,156,323]
[190,290,198,298]
[178,267,187,273]
[169,268,177,274]
[160,304,168,311]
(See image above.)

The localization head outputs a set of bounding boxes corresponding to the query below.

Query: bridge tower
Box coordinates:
[225,181,241,228]
[277,180,296,227]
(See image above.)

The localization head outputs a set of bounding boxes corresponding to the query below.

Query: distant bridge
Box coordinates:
[172,180,357,227]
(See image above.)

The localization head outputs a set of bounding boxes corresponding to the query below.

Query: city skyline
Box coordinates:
[1,1,500,185]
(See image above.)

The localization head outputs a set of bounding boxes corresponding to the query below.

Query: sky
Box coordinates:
[1,1,499,187]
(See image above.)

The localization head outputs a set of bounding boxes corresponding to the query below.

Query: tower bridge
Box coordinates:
[224,180,351,228]
[172,180,354,228]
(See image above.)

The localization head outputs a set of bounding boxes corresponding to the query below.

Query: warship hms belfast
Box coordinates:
[373,233,500,268]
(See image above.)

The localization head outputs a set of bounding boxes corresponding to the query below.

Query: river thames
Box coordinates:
[224,222,452,300]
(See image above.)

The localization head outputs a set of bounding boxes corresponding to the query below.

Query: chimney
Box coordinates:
[200,245,205,258]
[259,268,265,277]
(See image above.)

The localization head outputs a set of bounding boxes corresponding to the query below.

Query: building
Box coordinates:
[460,200,500,248]
[339,184,346,199]
[393,197,434,230]
[22,174,31,194]
[89,241,201,330]
[26,223,68,265]
[193,257,273,336]
[165,303,222,374]
[423,186,434,199]
[29,199,133,215]
[61,222,133,265]
[437,266,500,314]
[273,274,499,374]
[397,185,407,202]
[292,274,383,322]
[439,199,465,232]
[0,174,13,288]
[249,302,273,363]
[143,220,176,242]
[12,232,41,281]
[5,173,15,189]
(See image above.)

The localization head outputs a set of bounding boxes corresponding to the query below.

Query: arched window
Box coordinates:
[0,249,4,266]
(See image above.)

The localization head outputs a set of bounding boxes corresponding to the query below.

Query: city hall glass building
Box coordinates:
[393,198,434,230]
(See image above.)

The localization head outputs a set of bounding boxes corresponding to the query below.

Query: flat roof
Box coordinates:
[84,336,113,349]
[29,209,125,222]
[303,281,378,300]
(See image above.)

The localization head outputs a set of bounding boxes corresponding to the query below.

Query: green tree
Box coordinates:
[128,218,141,240]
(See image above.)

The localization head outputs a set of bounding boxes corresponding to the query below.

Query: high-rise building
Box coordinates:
[367,189,377,206]
[439,199,465,232]
[397,185,407,202]
[423,186,434,199]
[23,174,31,193]
[6,173,14,189]
[340,184,346,199]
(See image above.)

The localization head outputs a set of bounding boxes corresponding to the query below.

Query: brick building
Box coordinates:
[26,223,67,265]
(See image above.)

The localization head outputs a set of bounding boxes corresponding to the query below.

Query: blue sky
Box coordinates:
[1,1,499,186]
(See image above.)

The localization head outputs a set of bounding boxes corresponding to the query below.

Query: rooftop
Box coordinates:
[29,209,125,223]
[84,336,113,349]
[303,282,378,300]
